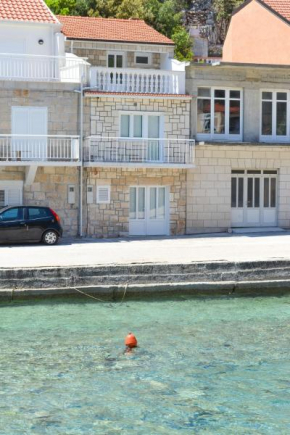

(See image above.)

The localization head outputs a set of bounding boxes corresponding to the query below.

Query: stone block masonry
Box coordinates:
[89,96,191,139]
[187,143,290,233]
[84,167,187,238]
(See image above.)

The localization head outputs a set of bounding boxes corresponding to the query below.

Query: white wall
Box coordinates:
[0,22,63,57]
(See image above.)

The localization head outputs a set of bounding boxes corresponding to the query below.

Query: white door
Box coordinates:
[231,170,277,227]
[0,182,23,208]
[12,107,47,160]
[129,186,169,236]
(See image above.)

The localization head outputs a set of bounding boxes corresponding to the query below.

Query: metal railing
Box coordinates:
[0,53,87,82]
[84,137,195,166]
[90,67,186,94]
[0,135,80,162]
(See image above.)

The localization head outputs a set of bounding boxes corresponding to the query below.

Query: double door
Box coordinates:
[231,170,277,227]
[129,186,169,236]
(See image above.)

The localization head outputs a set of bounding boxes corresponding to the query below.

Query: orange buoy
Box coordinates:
[125,332,138,348]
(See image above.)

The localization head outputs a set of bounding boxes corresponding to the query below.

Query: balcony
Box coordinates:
[84,137,195,168]
[0,53,88,83]
[90,67,186,95]
[0,135,80,166]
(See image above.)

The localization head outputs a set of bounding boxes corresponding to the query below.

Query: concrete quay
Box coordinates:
[1,232,290,300]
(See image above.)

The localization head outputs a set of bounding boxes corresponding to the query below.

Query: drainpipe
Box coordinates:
[79,73,84,237]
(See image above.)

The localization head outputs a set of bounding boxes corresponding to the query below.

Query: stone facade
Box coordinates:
[0,80,84,136]
[84,167,187,237]
[66,40,173,69]
[0,166,79,236]
[89,95,191,139]
[187,144,290,233]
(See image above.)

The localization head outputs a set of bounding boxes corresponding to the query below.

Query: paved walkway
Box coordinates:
[1,231,290,268]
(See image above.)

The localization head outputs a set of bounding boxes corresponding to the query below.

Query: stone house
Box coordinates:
[0,0,194,238]
[186,62,290,232]
[59,15,194,237]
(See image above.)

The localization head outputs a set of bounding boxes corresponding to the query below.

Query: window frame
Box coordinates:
[107,51,125,68]
[134,52,152,66]
[196,87,243,141]
[119,111,164,139]
[260,89,289,142]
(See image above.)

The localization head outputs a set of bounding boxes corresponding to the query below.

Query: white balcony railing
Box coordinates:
[0,135,80,162]
[84,137,195,167]
[90,67,186,94]
[0,53,87,83]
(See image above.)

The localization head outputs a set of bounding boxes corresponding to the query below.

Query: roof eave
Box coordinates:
[64,36,174,46]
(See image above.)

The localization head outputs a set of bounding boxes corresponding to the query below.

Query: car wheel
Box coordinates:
[42,230,59,245]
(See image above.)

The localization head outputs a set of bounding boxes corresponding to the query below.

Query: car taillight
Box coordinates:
[49,208,61,222]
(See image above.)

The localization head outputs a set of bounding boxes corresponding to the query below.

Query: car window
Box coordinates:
[0,208,23,221]
[28,208,51,219]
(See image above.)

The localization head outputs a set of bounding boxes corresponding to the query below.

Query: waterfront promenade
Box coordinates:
[0,231,290,268]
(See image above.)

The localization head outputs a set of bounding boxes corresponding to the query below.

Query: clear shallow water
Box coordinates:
[0,296,290,435]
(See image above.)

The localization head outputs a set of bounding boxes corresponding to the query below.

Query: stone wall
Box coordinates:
[84,167,187,237]
[187,143,290,233]
[66,40,173,69]
[89,96,191,139]
[0,81,81,136]
[0,166,79,236]
[24,167,80,236]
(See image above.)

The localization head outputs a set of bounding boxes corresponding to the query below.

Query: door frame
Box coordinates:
[231,170,278,227]
[129,185,170,236]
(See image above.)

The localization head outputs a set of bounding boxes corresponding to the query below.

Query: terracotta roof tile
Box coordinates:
[261,0,290,22]
[58,15,174,45]
[0,0,59,24]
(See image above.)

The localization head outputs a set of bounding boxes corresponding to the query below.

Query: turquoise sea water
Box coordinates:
[0,296,290,435]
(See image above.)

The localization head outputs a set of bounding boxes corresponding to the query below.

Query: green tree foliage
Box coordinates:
[46,0,76,15]
[214,0,244,21]
[172,26,193,61]
[45,0,194,61]
[116,0,146,19]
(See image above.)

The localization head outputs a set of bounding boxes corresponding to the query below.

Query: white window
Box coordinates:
[120,113,162,138]
[197,88,242,140]
[108,52,124,68]
[135,53,151,65]
[97,186,110,204]
[261,91,288,141]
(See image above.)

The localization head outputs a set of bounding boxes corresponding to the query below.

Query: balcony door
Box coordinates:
[12,107,47,160]
[108,53,123,91]
[120,113,162,162]
[129,186,169,236]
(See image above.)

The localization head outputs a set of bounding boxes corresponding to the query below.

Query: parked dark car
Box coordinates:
[0,206,63,245]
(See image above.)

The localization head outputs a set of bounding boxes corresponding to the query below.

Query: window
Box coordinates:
[261,91,288,140]
[120,113,161,138]
[0,208,23,221]
[135,53,151,65]
[197,88,242,139]
[108,53,123,68]
[28,208,51,219]
[97,186,110,204]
